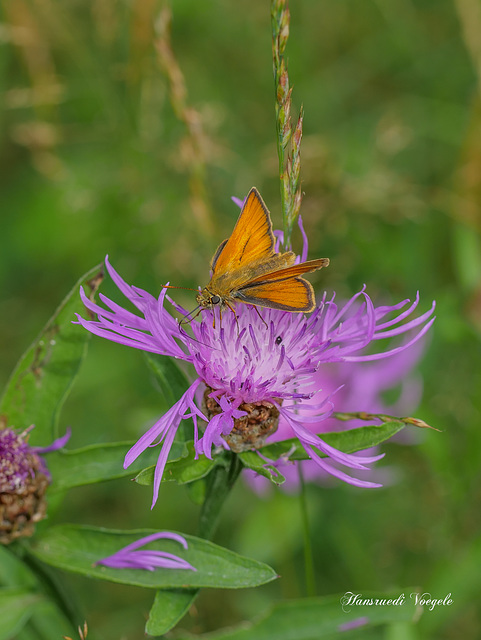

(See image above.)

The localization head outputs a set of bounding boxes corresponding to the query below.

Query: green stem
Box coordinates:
[197,452,243,541]
[298,464,316,597]
[271,0,292,245]
[276,113,288,235]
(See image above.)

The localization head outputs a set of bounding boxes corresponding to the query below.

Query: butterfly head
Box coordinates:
[196,287,224,310]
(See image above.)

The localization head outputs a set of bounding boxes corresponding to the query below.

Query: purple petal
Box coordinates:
[231,196,244,209]
[33,428,72,454]
[96,531,196,572]
[338,616,369,632]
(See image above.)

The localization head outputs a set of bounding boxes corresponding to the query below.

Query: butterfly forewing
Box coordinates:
[211,188,275,276]
[197,186,330,315]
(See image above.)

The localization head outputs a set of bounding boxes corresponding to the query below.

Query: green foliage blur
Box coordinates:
[1,1,480,638]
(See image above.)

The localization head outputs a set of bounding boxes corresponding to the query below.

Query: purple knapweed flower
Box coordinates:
[96,532,196,571]
[0,426,70,543]
[76,254,435,507]
[0,425,70,491]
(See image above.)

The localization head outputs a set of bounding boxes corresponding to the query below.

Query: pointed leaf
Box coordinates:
[258,422,406,463]
[145,589,198,636]
[47,440,187,492]
[28,525,278,589]
[185,477,207,505]
[135,441,215,486]
[0,265,103,446]
[239,451,286,485]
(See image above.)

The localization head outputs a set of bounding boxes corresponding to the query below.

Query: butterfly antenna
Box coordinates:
[179,305,202,326]
[162,284,199,292]
[177,308,220,351]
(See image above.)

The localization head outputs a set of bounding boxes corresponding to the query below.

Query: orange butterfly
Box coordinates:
[196,187,329,317]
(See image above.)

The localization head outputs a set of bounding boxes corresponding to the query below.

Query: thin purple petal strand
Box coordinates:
[117,532,188,552]
[96,531,196,572]
[338,617,369,632]
[344,317,435,362]
[297,214,309,263]
[231,196,244,209]
[33,428,72,454]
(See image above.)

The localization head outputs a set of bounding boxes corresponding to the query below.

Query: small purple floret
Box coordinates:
[0,428,37,492]
[96,532,196,571]
[0,427,70,490]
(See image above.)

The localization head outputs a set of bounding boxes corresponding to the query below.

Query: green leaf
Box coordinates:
[135,441,215,486]
[0,545,37,590]
[0,588,44,640]
[258,422,406,463]
[185,477,207,505]
[28,525,278,590]
[239,451,286,485]
[176,591,418,640]
[47,439,187,492]
[145,589,198,637]
[0,264,103,446]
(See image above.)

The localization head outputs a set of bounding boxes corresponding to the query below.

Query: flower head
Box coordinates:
[0,426,70,543]
[76,253,434,507]
[96,532,196,571]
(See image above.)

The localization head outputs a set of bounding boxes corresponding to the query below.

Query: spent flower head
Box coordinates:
[76,203,435,507]
[0,426,70,543]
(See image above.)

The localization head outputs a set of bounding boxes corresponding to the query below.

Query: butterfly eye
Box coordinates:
[210,295,221,305]
[275,336,282,345]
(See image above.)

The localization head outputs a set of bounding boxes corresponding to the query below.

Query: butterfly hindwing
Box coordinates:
[236,277,315,312]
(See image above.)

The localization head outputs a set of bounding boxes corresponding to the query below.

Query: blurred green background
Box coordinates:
[1,0,480,638]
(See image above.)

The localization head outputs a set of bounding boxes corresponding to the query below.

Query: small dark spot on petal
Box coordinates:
[275,336,282,345]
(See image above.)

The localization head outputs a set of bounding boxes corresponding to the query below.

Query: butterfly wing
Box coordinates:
[235,258,330,312]
[236,277,316,311]
[242,258,330,286]
[211,188,275,275]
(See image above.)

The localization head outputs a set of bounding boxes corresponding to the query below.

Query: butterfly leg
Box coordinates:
[224,300,240,334]
[251,304,268,329]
